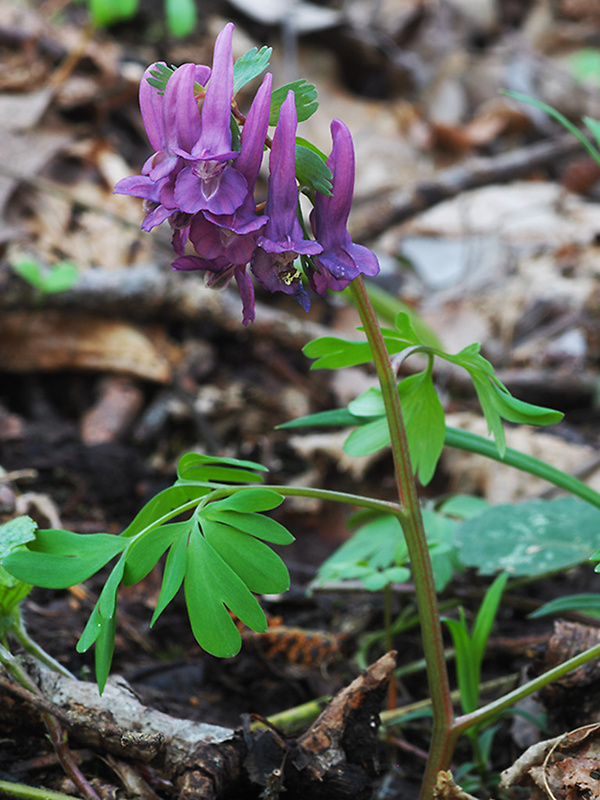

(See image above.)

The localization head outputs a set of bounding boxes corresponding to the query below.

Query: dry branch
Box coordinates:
[350,134,587,242]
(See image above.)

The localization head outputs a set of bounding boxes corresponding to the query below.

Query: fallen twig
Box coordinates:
[350,133,587,242]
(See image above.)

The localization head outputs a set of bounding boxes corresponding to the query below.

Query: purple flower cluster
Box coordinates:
[115,22,379,324]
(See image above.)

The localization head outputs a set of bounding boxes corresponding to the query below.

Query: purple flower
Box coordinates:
[309,119,379,293]
[172,23,247,216]
[174,256,256,325]
[114,62,209,231]
[251,91,321,309]
[186,72,273,267]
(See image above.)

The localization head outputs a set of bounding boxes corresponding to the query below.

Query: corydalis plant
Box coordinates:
[114,21,379,324]
[9,24,600,800]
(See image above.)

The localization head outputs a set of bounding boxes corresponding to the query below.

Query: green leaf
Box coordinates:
[421,509,460,591]
[0,516,38,558]
[94,613,116,694]
[88,0,138,26]
[176,452,267,485]
[471,572,508,666]
[295,144,333,196]
[343,416,390,457]
[147,63,176,94]
[77,602,103,653]
[11,259,78,294]
[347,387,386,418]
[314,515,408,588]
[98,557,125,619]
[3,530,126,588]
[503,91,600,169]
[456,498,600,576]
[0,566,31,615]
[151,532,188,625]
[302,336,374,369]
[584,116,600,148]
[233,45,272,96]
[123,522,189,585]
[361,566,411,591]
[210,489,284,513]
[530,593,600,619]
[442,614,479,713]
[277,408,363,430]
[202,519,290,594]
[184,529,266,657]
[120,484,209,538]
[11,259,43,289]
[165,0,196,38]
[269,79,318,125]
[397,369,446,485]
[78,556,125,694]
[77,601,117,694]
[437,495,491,519]
[568,49,600,88]
[202,509,294,545]
[489,383,564,426]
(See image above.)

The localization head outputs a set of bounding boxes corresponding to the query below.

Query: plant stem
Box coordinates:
[0,779,84,800]
[350,276,454,799]
[451,641,600,740]
[0,644,100,800]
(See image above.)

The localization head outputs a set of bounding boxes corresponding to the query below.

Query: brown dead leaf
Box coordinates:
[502,723,600,800]
[0,311,176,383]
[433,770,481,799]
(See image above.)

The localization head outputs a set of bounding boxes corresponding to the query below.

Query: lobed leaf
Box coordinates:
[397,369,446,485]
[269,79,318,125]
[177,452,267,485]
[295,144,333,196]
[122,521,190,586]
[202,519,290,594]
[202,508,294,545]
[184,530,266,657]
[3,530,126,589]
[488,383,563,426]
[233,45,272,96]
[210,488,284,513]
[151,533,188,625]
[120,484,209,538]
[147,63,176,94]
[343,416,390,457]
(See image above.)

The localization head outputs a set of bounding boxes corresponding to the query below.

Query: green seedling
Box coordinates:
[81,0,197,37]
[12,258,79,295]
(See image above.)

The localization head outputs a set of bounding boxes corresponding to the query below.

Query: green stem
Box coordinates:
[210,483,408,520]
[11,607,76,680]
[0,644,100,800]
[451,641,600,740]
[0,780,84,800]
[350,276,454,799]
[445,427,600,510]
